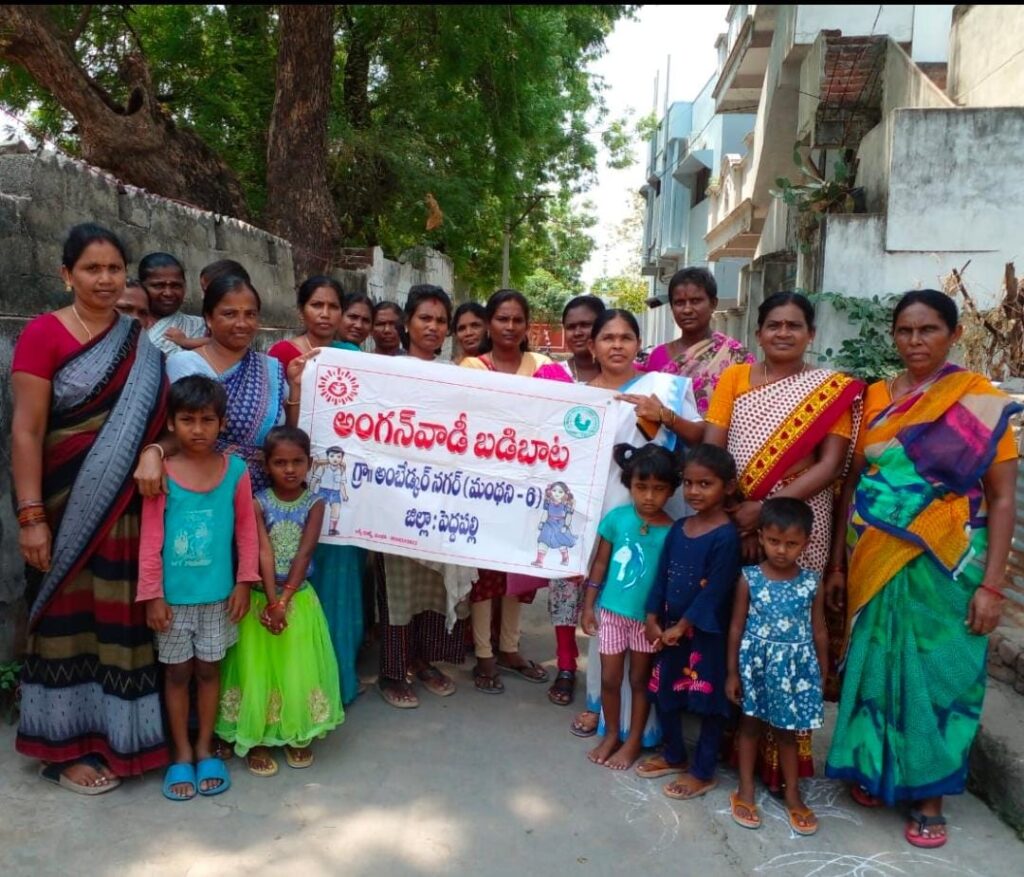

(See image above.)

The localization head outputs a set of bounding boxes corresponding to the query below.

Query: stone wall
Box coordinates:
[0,150,455,659]
[988,627,1024,695]
[0,150,297,325]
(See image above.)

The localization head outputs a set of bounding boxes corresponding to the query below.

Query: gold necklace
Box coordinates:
[763,360,807,385]
[298,333,314,353]
[199,343,233,374]
[888,365,945,400]
[70,303,101,340]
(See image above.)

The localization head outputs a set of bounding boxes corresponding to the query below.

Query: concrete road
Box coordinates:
[2,601,1021,877]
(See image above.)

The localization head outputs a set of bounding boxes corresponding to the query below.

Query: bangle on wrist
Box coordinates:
[284,397,301,407]
[18,508,48,528]
[585,578,601,590]
[826,566,846,574]
[980,583,1005,599]
[17,499,44,510]
[142,443,165,460]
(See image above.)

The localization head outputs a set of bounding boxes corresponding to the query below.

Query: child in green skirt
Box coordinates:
[216,426,344,776]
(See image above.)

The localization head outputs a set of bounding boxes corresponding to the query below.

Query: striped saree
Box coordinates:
[16,317,169,776]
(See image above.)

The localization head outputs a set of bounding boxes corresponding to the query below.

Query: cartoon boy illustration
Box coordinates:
[309,446,349,536]
[532,481,577,567]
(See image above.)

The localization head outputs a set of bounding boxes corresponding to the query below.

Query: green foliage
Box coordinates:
[0,5,278,212]
[591,274,648,313]
[329,5,633,290]
[0,659,21,724]
[808,291,903,383]
[523,268,573,322]
[769,145,856,255]
[0,4,634,287]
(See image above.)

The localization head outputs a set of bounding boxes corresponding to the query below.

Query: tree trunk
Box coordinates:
[265,5,341,278]
[0,5,249,218]
[342,24,371,131]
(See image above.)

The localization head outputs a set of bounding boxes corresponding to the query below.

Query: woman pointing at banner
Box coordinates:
[461,290,554,692]
[376,285,472,709]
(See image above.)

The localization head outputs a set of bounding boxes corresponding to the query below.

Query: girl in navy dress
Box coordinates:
[637,445,740,800]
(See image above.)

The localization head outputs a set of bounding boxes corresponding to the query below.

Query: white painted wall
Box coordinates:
[948,5,1024,106]
[822,213,1012,310]
[886,108,1024,255]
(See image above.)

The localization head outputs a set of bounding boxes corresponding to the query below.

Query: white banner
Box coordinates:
[299,349,636,578]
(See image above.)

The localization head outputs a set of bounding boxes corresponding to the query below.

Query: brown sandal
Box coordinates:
[378,679,420,709]
[416,666,456,697]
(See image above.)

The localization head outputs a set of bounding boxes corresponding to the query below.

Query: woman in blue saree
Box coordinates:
[166,274,308,490]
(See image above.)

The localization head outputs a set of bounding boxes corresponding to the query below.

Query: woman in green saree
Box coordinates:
[825,290,1020,849]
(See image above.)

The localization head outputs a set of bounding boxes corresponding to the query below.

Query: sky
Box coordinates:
[580,4,729,288]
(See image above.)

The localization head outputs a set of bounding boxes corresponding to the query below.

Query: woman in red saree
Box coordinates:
[13,225,169,792]
[705,291,864,792]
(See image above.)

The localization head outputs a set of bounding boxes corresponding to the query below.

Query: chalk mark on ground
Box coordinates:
[753,850,982,877]
[611,771,682,858]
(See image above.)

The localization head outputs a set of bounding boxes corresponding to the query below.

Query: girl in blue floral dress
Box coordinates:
[726,497,828,836]
[217,427,344,777]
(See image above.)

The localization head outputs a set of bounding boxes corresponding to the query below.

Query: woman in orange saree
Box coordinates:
[705,292,864,792]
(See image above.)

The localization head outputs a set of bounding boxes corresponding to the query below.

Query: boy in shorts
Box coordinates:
[138,375,259,801]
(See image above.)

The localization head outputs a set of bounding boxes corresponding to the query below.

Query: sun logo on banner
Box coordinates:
[317,367,360,406]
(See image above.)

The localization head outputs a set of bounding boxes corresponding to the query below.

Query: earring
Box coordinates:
[65,283,72,293]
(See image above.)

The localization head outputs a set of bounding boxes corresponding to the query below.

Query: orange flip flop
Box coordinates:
[664,776,718,800]
[788,806,819,836]
[730,792,761,829]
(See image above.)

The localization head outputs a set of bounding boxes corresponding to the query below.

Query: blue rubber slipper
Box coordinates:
[196,756,231,796]
[162,762,197,802]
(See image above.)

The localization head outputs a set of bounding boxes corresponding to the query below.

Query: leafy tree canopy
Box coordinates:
[0,4,636,289]
[522,267,574,323]
[590,274,649,313]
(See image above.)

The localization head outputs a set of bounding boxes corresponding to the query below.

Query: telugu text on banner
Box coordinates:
[299,349,636,577]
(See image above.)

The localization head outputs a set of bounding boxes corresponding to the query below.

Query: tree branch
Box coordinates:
[68,4,93,45]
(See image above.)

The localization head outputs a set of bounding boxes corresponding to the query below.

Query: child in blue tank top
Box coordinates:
[138,376,260,802]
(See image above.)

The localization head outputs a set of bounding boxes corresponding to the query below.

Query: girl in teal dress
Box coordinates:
[217,427,344,777]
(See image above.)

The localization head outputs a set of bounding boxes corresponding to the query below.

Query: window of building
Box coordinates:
[692,166,711,207]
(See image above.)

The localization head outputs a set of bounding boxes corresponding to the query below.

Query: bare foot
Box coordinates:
[605,739,642,771]
[588,732,622,765]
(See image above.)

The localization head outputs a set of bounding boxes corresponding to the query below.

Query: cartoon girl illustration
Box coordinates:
[309,446,349,536]
[532,481,577,567]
